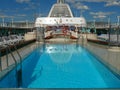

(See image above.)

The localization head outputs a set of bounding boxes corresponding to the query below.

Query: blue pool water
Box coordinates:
[0,44,120,88]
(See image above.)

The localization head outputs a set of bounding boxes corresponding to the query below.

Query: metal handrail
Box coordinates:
[13,44,22,87]
[7,44,22,87]
[0,45,18,71]
[13,45,22,63]
[7,45,17,66]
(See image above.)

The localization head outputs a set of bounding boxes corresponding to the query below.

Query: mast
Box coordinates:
[57,0,65,4]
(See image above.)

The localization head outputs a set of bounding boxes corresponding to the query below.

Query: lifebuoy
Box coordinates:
[62,29,67,35]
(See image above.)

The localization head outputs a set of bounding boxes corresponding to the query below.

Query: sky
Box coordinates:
[0,0,120,23]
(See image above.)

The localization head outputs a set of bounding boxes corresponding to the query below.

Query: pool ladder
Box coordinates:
[1,44,22,87]
[9,44,22,88]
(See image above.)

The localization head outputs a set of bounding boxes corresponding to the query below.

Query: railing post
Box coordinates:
[6,47,9,67]
[117,25,120,46]
[0,48,2,71]
[116,26,118,46]
[108,24,111,47]
[42,27,45,43]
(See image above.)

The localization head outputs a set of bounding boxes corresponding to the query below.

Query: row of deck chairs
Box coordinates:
[97,34,109,41]
[0,35,24,48]
[97,34,120,45]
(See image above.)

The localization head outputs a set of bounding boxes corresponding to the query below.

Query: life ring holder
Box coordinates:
[62,29,67,35]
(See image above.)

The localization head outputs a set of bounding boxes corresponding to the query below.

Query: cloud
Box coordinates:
[66,0,89,10]
[80,0,105,2]
[16,0,40,11]
[93,15,106,19]
[0,14,9,18]
[66,0,105,3]
[66,0,120,7]
[15,14,27,17]
[90,12,114,16]
[90,11,115,19]
[16,0,30,3]
[81,0,120,7]
[28,2,40,9]
[66,0,75,3]
[105,1,120,6]
[74,2,89,10]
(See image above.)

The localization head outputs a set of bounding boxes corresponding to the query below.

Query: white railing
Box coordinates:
[0,23,34,28]
[87,24,119,29]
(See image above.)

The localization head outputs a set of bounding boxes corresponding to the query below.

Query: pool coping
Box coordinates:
[0,88,120,90]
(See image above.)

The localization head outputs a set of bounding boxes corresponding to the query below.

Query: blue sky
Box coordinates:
[0,0,120,23]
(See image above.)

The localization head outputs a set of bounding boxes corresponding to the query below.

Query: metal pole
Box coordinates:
[93,20,96,33]
[6,47,9,67]
[43,26,45,43]
[108,24,111,47]
[2,17,5,27]
[117,26,119,46]
[118,25,120,46]
[12,18,14,27]
[117,16,120,46]
[26,20,28,28]
[0,49,2,71]
[36,28,38,41]
[108,17,110,27]
[93,19,96,26]
[117,16,120,26]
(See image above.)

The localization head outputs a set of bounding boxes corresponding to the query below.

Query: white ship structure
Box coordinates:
[35,0,87,39]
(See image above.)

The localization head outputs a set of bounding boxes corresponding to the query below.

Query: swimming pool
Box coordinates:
[0,44,120,88]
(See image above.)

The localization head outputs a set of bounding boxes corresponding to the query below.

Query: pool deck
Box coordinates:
[81,34,120,77]
[85,42,120,77]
